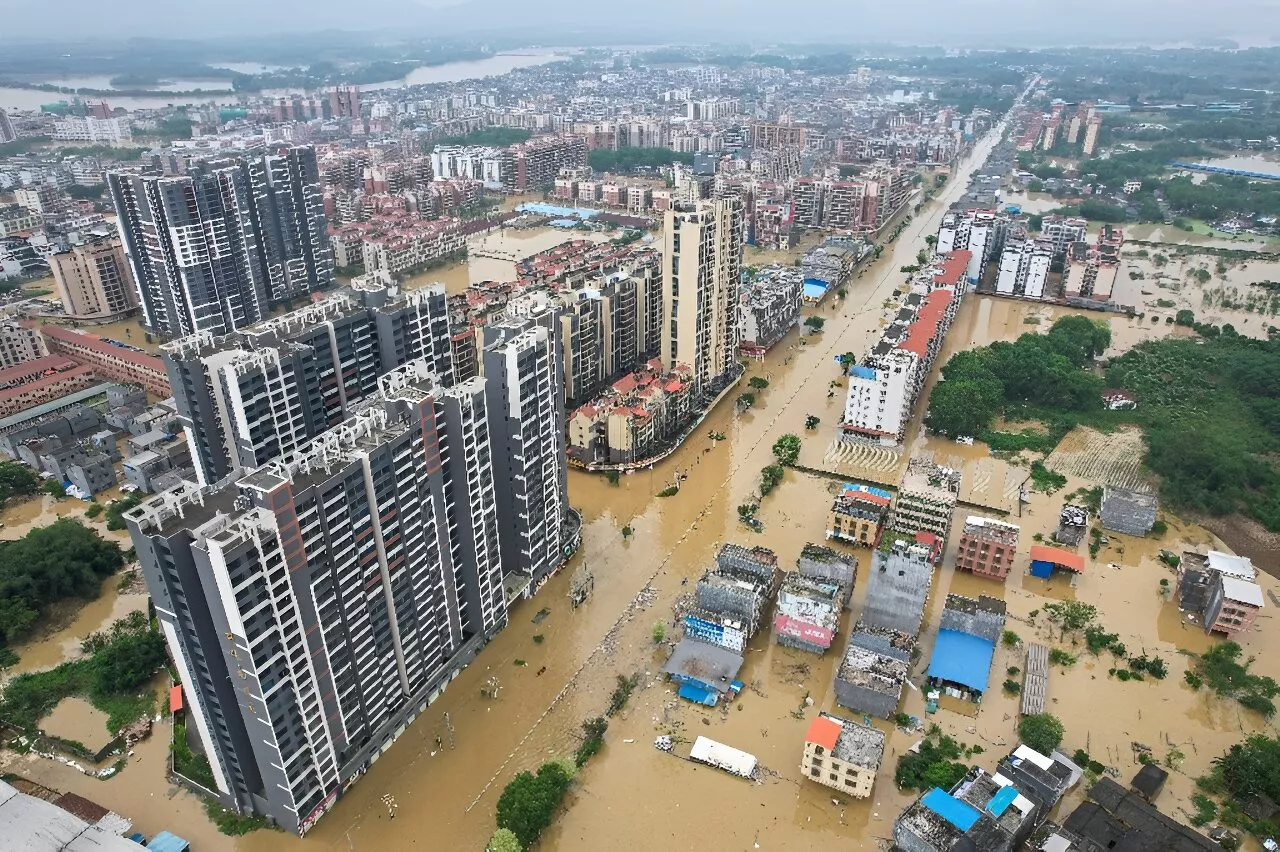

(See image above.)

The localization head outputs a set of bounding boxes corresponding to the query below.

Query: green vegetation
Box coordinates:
[1029,461,1067,494]
[656,486,679,498]
[651,622,666,644]
[0,612,162,732]
[804,415,821,431]
[0,518,125,648]
[1002,679,1021,695]
[759,464,784,496]
[587,146,693,172]
[804,316,826,332]
[1188,641,1279,717]
[736,391,755,409]
[0,136,51,157]
[1189,793,1218,827]
[488,828,523,852]
[606,673,639,717]
[1001,629,1021,648]
[1084,626,1127,657]
[496,760,575,848]
[574,716,608,767]
[925,316,1110,439]
[0,460,41,505]
[1042,602,1098,641]
[771,434,801,466]
[66,184,105,201]
[438,127,532,147]
[172,718,217,790]
[1048,648,1077,667]
[1017,713,1065,755]
[204,800,275,836]
[1104,332,1280,530]
[748,376,770,391]
[105,492,143,531]
[1127,653,1168,680]
[894,730,969,792]
[85,502,103,519]
[42,480,66,499]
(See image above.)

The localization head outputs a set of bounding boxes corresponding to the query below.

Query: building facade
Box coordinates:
[162,285,452,485]
[954,516,1021,581]
[49,237,140,321]
[662,197,744,395]
[801,712,885,799]
[108,146,332,338]
[0,319,48,368]
[125,362,505,836]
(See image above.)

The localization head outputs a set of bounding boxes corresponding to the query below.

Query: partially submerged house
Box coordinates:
[774,544,857,655]
[834,624,914,719]
[1028,545,1085,581]
[1044,776,1218,851]
[1176,550,1264,637]
[801,712,885,799]
[1099,486,1158,536]
[926,595,1007,706]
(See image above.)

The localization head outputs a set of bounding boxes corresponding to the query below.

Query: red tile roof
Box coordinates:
[933,250,972,287]
[38,325,166,374]
[0,355,80,386]
[805,715,842,751]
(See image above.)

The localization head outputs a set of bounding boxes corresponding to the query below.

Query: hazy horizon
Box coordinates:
[5,0,1280,47]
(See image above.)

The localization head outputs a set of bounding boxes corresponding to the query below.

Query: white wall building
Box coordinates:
[52,116,132,143]
[842,349,919,445]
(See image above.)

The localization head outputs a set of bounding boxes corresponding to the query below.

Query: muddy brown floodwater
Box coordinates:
[7,121,1272,852]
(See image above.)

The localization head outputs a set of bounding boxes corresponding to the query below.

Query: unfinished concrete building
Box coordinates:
[796,543,857,593]
[861,541,935,636]
[692,544,782,638]
[891,459,960,544]
[955,516,1020,581]
[833,625,913,719]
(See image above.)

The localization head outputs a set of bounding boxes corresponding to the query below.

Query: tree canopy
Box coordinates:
[0,518,125,644]
[495,760,574,848]
[925,316,1110,438]
[587,147,693,173]
[0,460,40,505]
[1018,713,1065,755]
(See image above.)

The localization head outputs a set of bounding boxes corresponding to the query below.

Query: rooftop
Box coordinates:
[1220,575,1264,608]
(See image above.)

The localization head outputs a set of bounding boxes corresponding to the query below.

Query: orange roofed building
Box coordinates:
[801,711,885,798]
[566,361,695,466]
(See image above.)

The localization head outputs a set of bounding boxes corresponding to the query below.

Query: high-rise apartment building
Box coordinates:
[125,361,504,835]
[482,315,571,592]
[49,237,140,322]
[329,85,360,119]
[108,146,332,338]
[663,197,744,395]
[163,284,452,485]
[0,109,15,144]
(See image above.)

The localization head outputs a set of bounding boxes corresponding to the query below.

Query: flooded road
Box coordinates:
[7,115,1270,852]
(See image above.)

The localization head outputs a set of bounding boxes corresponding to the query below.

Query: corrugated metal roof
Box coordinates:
[927,629,996,692]
[921,787,982,831]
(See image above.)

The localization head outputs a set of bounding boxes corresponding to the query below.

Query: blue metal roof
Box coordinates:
[678,683,718,706]
[987,783,1019,816]
[147,831,191,852]
[803,281,829,299]
[927,629,996,693]
[850,365,877,380]
[921,787,981,831]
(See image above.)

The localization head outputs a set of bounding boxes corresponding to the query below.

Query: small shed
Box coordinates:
[1029,545,1086,579]
[1100,486,1158,536]
[689,736,757,778]
[1130,763,1168,803]
[169,686,183,714]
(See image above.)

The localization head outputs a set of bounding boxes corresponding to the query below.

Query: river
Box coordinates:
[5,106,1270,851]
[0,52,568,112]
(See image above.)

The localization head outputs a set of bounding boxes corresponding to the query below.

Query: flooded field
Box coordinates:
[1112,251,1280,340]
[43,697,113,750]
[3,122,1269,852]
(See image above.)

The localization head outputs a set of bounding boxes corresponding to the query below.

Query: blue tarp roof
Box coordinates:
[147,831,191,852]
[850,365,877,380]
[678,683,718,706]
[927,629,996,693]
[803,282,829,299]
[987,783,1019,816]
[921,788,981,831]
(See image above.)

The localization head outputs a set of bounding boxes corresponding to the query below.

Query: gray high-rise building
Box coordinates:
[125,361,504,836]
[163,284,452,485]
[108,145,333,338]
[482,312,571,593]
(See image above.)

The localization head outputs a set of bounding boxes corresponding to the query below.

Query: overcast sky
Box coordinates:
[5,0,1280,45]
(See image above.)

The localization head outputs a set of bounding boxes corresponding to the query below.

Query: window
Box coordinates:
[811,768,820,778]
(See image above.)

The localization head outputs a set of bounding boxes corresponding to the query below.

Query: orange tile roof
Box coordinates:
[1029,545,1085,573]
[805,715,842,751]
[933,250,972,287]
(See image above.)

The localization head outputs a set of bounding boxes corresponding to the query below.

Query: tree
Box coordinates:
[804,415,821,431]
[917,249,930,265]
[1042,602,1098,640]
[487,829,522,852]
[66,184,105,201]
[0,461,40,505]
[42,480,66,499]
[1028,213,1044,232]
[759,464,785,496]
[771,434,802,466]
[804,316,826,331]
[1018,713,1065,755]
[89,627,165,697]
[495,761,573,848]
[1215,735,1280,805]
[748,376,770,390]
[1175,309,1195,327]
[925,234,938,247]
[651,622,666,644]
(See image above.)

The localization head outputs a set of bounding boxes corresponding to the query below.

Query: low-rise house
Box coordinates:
[926,595,1006,706]
[893,767,1039,852]
[827,483,892,545]
[801,712,885,799]
[1205,572,1263,636]
[955,516,1020,581]
[1047,776,1218,851]
[1099,486,1158,536]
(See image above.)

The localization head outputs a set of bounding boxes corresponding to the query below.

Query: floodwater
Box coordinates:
[401,228,615,296]
[1111,253,1280,340]
[42,697,113,750]
[5,115,1268,852]
[0,51,567,112]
